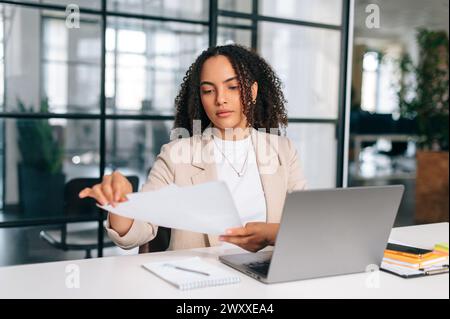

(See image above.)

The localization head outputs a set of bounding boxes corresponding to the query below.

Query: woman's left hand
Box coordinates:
[219,222,280,252]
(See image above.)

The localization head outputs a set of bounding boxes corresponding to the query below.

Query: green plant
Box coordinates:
[16,98,64,174]
[398,28,449,151]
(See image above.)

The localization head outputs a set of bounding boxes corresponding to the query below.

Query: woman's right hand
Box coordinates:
[78,171,134,236]
[78,171,132,207]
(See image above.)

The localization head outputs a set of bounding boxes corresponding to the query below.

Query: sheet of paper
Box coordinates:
[98,181,243,235]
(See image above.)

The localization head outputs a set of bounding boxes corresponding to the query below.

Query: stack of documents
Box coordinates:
[434,242,449,256]
[381,242,449,278]
[98,181,243,235]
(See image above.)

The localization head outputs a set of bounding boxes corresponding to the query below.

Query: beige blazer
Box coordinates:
[105,128,307,251]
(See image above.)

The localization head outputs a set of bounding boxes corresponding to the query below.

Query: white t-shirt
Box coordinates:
[212,135,267,226]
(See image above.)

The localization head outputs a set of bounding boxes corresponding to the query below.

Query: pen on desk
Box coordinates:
[424,264,449,275]
[418,264,449,275]
[425,268,449,275]
[164,264,210,276]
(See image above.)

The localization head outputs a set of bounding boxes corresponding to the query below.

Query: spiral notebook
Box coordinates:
[142,257,241,290]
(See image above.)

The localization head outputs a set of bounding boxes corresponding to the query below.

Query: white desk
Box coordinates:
[0,223,448,299]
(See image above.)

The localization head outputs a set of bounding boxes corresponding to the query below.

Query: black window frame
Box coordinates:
[0,0,351,257]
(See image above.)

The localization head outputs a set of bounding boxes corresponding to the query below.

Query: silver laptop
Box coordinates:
[219,185,404,284]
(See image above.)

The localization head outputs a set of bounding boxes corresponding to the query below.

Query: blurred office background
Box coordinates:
[349,0,449,226]
[0,0,447,266]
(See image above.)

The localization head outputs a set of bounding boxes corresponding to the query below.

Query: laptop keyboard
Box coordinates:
[245,260,271,277]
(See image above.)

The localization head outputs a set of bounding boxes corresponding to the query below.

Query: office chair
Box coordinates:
[377,117,417,173]
[378,142,410,172]
[40,176,139,258]
[137,163,172,254]
[138,226,171,253]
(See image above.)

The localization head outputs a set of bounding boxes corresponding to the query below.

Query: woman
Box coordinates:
[79,44,306,253]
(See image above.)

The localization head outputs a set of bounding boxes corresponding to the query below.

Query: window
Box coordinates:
[105,18,208,114]
[361,50,399,114]
[42,14,102,113]
[361,51,380,112]
[0,0,350,259]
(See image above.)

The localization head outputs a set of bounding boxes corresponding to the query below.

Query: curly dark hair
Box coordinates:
[174,44,288,136]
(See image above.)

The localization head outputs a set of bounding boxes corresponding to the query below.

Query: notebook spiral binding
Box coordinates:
[180,277,240,290]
